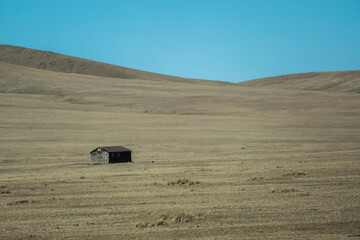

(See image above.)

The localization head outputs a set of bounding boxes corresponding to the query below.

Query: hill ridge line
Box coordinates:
[0,44,213,84]
[239,70,360,93]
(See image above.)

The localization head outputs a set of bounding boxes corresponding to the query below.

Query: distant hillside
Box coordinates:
[239,71,360,93]
[0,45,206,83]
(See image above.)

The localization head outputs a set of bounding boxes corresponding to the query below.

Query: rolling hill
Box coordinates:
[239,71,360,93]
[2,45,359,93]
[0,44,214,84]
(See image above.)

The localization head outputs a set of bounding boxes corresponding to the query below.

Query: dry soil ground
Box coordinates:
[0,61,359,239]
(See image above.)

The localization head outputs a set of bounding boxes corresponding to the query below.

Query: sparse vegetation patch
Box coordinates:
[134,213,202,228]
[167,179,200,186]
[271,188,295,193]
[282,171,306,177]
[7,200,38,206]
[249,177,264,181]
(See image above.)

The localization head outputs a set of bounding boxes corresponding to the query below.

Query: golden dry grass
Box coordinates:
[0,61,359,239]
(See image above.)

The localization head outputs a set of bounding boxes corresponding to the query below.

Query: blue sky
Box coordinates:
[0,0,359,82]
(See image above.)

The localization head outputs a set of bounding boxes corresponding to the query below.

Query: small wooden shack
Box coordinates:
[90,146,132,164]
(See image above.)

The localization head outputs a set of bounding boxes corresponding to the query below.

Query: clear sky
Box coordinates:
[0,0,359,82]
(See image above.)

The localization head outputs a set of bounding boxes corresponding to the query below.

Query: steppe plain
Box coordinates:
[0,46,359,239]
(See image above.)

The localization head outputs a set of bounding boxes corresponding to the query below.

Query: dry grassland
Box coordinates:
[0,62,359,239]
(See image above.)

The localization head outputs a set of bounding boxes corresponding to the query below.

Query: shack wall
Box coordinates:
[109,152,132,163]
[90,151,109,164]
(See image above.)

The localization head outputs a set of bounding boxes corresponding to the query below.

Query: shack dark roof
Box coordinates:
[91,146,132,153]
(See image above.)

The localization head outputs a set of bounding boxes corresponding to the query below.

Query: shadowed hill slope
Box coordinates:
[0,45,211,84]
[239,71,360,93]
